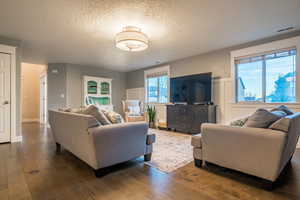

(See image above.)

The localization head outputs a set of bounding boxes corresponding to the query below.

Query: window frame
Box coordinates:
[231,36,300,104]
[235,48,297,103]
[144,66,170,104]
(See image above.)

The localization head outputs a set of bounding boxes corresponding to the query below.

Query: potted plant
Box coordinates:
[147,105,156,128]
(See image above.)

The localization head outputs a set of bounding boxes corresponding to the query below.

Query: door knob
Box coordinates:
[2,100,9,105]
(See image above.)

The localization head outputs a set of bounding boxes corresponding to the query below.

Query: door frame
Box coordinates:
[40,72,47,124]
[0,44,19,142]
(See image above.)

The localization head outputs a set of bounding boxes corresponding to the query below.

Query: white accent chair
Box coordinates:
[122,100,145,122]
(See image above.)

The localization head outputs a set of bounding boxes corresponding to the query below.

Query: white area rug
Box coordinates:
[145,129,194,173]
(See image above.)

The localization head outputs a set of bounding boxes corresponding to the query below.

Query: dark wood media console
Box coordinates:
[166,104,217,134]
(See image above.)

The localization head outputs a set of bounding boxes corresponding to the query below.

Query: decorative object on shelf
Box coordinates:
[147,105,156,128]
[115,26,149,52]
[83,76,113,111]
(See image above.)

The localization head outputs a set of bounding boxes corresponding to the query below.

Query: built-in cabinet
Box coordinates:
[83,76,113,111]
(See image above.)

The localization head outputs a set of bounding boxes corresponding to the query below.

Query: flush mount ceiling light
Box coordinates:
[115,26,149,52]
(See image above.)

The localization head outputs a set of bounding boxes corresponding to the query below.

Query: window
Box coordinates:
[235,48,296,103]
[145,66,169,103]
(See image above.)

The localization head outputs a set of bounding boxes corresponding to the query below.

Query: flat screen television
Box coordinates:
[170,72,212,104]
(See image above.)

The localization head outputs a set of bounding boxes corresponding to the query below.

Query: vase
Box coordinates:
[149,121,156,128]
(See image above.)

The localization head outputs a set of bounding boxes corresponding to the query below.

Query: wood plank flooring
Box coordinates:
[1,122,300,200]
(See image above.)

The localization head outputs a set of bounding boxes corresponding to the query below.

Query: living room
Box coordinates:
[1,0,300,199]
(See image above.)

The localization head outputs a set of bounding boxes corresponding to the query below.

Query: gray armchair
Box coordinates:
[192,113,300,184]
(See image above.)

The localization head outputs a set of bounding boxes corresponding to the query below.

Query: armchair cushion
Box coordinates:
[128,106,141,115]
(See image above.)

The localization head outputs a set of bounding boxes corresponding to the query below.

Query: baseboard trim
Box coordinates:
[22,118,39,123]
[11,136,22,143]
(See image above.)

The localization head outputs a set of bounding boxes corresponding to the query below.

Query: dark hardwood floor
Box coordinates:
[1,122,300,200]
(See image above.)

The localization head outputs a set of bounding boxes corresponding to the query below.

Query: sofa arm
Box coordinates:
[201,123,287,181]
[191,134,202,148]
[88,122,149,168]
[146,134,156,145]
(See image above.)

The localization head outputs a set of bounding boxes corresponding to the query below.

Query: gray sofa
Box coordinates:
[48,110,155,177]
[192,113,300,184]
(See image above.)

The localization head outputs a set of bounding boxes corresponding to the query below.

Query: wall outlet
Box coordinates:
[51,69,58,74]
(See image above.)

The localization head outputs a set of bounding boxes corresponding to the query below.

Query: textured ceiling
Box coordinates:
[0,0,300,72]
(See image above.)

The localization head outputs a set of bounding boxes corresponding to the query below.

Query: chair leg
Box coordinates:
[262,179,275,190]
[56,143,61,153]
[94,168,112,178]
[144,153,152,161]
[194,159,203,168]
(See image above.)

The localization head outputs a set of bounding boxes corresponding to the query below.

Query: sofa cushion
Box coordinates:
[102,110,124,124]
[82,105,111,125]
[191,134,202,148]
[243,108,282,128]
[271,105,294,115]
[269,117,291,132]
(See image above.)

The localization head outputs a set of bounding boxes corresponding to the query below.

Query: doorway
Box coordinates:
[21,63,46,124]
[40,74,47,124]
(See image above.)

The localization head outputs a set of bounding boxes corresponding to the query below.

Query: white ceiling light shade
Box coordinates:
[115,26,149,52]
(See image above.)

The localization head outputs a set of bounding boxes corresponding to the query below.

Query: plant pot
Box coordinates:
[149,121,156,129]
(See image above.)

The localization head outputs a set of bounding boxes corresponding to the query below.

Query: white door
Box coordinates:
[40,75,47,124]
[0,53,11,143]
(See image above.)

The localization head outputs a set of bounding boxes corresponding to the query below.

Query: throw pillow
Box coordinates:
[243,108,282,128]
[230,116,249,127]
[128,106,141,116]
[102,110,124,124]
[269,117,291,132]
[82,105,111,125]
[271,105,294,115]
[270,110,287,118]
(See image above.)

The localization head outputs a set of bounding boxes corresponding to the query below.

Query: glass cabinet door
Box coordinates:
[101,82,110,95]
[87,81,98,94]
